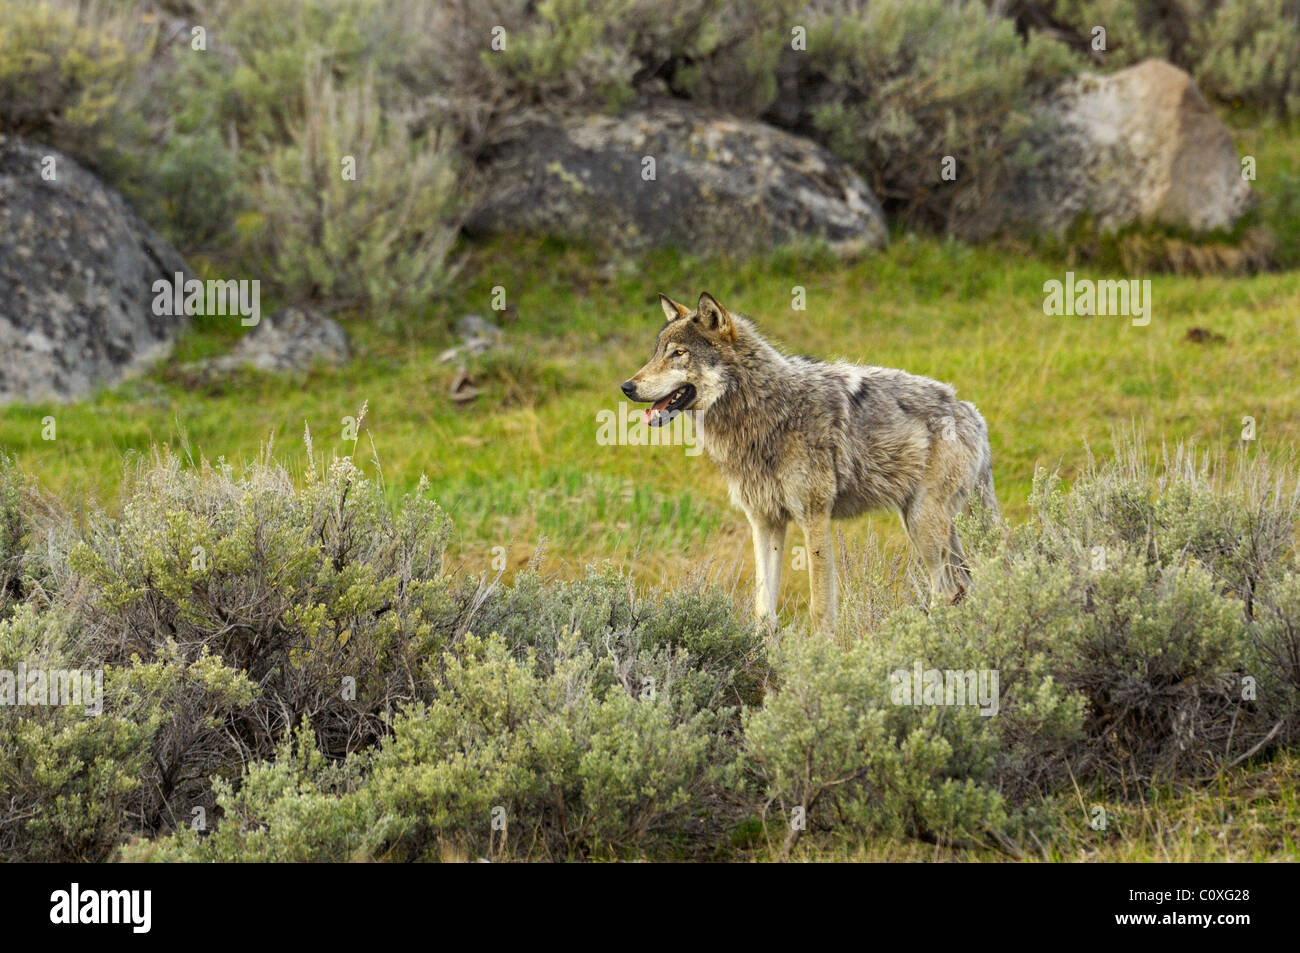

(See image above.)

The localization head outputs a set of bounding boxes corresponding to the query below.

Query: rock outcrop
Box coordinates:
[974,60,1254,238]
[466,104,888,257]
[0,135,190,403]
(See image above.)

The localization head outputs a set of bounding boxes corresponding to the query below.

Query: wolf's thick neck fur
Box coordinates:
[696,315,802,458]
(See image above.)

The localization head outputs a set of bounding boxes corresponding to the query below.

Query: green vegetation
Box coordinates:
[1044,0,1300,118]
[3,0,1299,862]
[4,0,1299,313]
[3,436,1299,862]
[3,232,1298,586]
[804,0,1076,229]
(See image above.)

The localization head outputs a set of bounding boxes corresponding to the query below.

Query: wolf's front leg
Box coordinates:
[801,511,836,634]
[749,516,787,626]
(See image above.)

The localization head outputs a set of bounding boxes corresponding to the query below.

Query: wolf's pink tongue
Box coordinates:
[644,395,673,424]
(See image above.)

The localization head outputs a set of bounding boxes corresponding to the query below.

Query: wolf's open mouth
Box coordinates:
[643,384,696,426]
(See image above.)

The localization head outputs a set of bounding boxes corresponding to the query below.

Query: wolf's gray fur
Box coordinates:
[622,292,998,633]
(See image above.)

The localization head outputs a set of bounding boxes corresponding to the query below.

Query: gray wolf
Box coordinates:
[621,292,999,633]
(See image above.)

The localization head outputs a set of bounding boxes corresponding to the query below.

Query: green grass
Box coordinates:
[4,128,1299,867]
[781,750,1300,862]
[3,119,1298,595]
[4,231,1299,593]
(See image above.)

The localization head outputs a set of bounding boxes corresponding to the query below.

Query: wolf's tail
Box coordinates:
[967,405,1001,524]
[976,458,1001,524]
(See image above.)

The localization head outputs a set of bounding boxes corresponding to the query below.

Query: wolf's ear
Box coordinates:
[696,292,734,341]
[659,293,690,324]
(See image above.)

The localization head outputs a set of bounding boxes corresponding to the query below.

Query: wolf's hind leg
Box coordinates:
[750,517,787,626]
[904,496,966,605]
[974,458,1001,525]
[800,511,836,634]
[946,523,971,603]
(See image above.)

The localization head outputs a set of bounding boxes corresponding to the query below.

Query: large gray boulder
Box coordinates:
[976,60,1254,238]
[0,135,190,403]
[466,104,887,257]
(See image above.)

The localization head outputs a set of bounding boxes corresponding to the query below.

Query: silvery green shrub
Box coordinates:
[1024,0,1300,118]
[1032,443,1300,617]
[367,630,733,859]
[0,605,153,861]
[31,449,454,842]
[1006,446,1297,782]
[466,565,769,712]
[1250,571,1300,742]
[0,604,255,860]
[0,454,26,615]
[12,446,762,860]
[62,449,454,753]
[795,0,1075,230]
[8,434,1300,860]
[122,723,400,863]
[133,630,742,861]
[742,635,1011,857]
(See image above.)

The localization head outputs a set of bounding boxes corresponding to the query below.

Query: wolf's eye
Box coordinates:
[672,348,687,358]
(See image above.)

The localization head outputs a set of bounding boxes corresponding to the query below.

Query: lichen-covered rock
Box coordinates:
[466,104,888,257]
[0,135,190,403]
[975,60,1254,239]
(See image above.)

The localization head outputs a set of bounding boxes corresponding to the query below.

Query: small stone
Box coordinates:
[456,313,503,342]
[199,306,350,375]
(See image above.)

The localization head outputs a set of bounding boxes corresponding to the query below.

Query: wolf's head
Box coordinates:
[621,292,736,427]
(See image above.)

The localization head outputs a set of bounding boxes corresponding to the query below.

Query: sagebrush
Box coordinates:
[1,432,1297,860]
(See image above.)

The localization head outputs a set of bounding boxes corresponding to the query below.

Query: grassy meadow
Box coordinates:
[9,231,1300,862]
[4,31,1300,857]
[4,228,1298,613]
